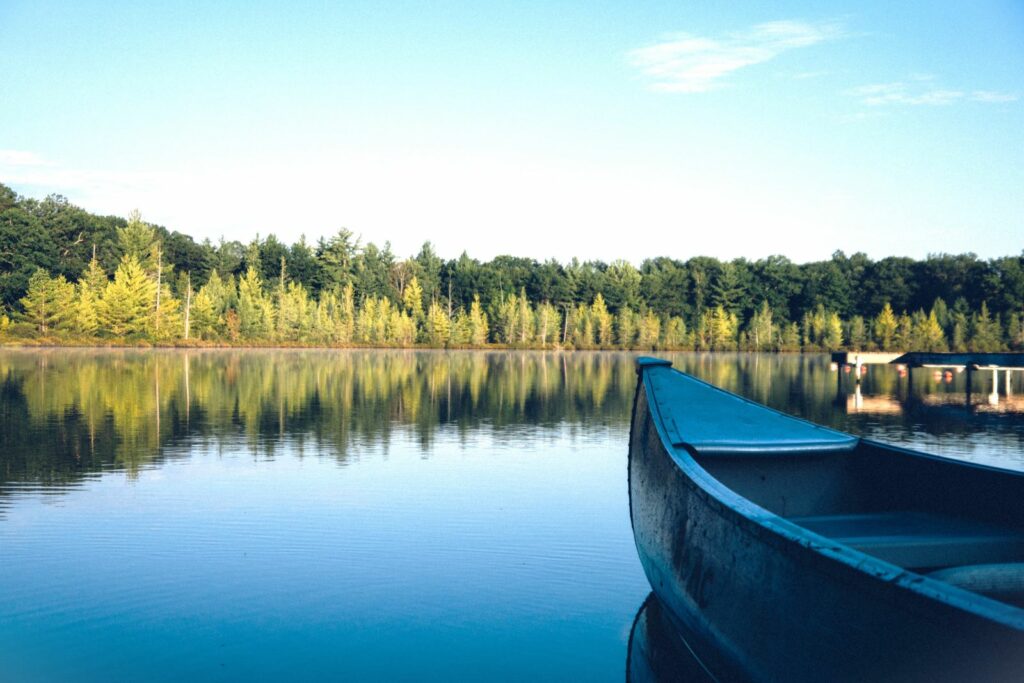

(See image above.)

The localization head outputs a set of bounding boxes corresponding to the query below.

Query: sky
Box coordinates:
[1,0,1022,264]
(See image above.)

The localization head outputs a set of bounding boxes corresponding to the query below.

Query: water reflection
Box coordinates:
[2,350,1022,498]
[626,594,715,683]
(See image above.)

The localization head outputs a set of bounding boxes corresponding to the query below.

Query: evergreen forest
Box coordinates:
[2,183,1022,352]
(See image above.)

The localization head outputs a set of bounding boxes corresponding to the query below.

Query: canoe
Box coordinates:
[629,357,1024,682]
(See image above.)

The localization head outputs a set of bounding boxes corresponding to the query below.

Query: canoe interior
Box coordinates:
[695,443,1024,586]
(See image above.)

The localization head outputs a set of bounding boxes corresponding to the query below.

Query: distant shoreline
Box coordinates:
[0,339,808,353]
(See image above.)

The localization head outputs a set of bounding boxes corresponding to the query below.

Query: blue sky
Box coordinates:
[1,1,1021,263]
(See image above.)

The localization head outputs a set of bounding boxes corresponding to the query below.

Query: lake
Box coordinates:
[1,350,1022,681]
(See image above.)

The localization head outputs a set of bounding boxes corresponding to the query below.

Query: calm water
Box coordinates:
[1,350,1022,681]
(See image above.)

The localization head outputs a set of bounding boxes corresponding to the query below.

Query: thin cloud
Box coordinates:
[628,20,842,93]
[851,82,1017,106]
[972,90,1018,103]
[0,149,50,166]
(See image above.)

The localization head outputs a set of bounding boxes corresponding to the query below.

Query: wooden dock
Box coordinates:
[890,352,1024,370]
[830,351,903,367]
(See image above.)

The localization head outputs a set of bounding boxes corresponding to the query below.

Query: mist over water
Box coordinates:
[1,350,1021,681]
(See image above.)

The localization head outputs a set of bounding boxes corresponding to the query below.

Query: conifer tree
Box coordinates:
[467,295,488,345]
[338,282,356,343]
[847,316,867,351]
[894,313,913,350]
[748,301,775,351]
[237,267,272,339]
[874,303,898,350]
[591,294,614,346]
[189,288,218,340]
[663,316,688,350]
[616,306,637,348]
[780,322,801,351]
[426,300,451,346]
[824,312,843,350]
[534,302,560,347]
[914,309,947,352]
[81,255,108,295]
[99,256,155,336]
[75,284,100,336]
[636,310,661,349]
[494,292,521,344]
[20,269,75,334]
[516,288,533,344]
[403,276,424,323]
[709,305,738,350]
[970,302,1001,352]
[1007,312,1024,351]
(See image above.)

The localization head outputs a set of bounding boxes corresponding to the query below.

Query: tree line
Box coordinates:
[1,183,1022,351]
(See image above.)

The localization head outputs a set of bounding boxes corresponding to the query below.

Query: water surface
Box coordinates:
[1,350,1021,681]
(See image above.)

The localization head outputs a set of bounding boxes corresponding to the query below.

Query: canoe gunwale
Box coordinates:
[632,360,1024,630]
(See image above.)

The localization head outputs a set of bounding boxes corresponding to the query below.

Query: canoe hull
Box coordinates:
[628,369,1024,682]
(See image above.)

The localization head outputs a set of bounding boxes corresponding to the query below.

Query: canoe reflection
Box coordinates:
[626,593,720,683]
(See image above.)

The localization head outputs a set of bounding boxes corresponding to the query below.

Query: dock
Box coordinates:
[830,351,902,381]
[889,352,1024,370]
[834,351,1024,406]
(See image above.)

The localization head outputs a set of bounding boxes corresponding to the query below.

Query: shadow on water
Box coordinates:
[626,593,719,683]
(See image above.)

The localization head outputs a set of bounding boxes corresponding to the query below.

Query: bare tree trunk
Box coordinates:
[155,247,162,334]
[183,273,192,340]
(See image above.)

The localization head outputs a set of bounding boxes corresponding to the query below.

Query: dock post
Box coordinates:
[854,353,862,383]
[989,367,1000,406]
[965,367,972,404]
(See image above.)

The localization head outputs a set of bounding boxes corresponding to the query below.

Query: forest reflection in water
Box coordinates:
[2,348,1023,496]
[1,349,1023,681]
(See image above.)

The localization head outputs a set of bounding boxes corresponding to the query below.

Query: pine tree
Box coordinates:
[338,282,355,343]
[914,310,947,352]
[846,316,867,351]
[780,322,801,351]
[403,276,424,323]
[663,317,688,350]
[591,294,614,347]
[117,210,157,263]
[19,269,75,334]
[425,300,451,346]
[970,302,1002,352]
[237,267,271,339]
[99,256,155,336]
[1006,312,1024,350]
[516,288,533,345]
[468,295,488,345]
[190,288,218,340]
[636,310,661,349]
[874,303,897,350]
[894,313,913,350]
[717,305,740,350]
[494,292,521,344]
[534,302,560,347]
[616,306,637,348]
[81,255,108,295]
[356,296,377,343]
[824,312,843,350]
[75,285,100,336]
[747,301,775,351]
[150,283,182,340]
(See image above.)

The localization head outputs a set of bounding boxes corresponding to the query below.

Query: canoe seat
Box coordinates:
[788,511,1024,570]
[928,563,1024,607]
